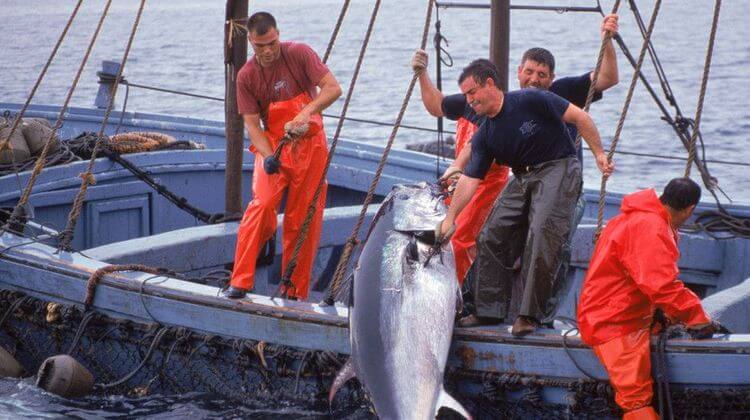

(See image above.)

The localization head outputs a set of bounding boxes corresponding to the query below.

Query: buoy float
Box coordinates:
[36,355,94,398]
[0,346,23,378]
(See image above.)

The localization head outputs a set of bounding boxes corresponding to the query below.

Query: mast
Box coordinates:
[224,0,248,214]
[489,0,510,91]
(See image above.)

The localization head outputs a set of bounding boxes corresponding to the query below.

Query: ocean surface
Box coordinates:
[0,0,748,417]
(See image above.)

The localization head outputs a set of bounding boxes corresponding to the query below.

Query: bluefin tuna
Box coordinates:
[329,182,471,419]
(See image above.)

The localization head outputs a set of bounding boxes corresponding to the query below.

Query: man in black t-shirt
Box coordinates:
[436,60,614,336]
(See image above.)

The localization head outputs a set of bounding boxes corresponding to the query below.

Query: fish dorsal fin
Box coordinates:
[435,388,472,420]
[328,357,356,403]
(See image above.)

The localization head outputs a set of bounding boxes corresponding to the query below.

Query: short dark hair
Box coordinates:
[659,177,701,210]
[458,59,500,88]
[247,12,277,36]
[521,47,556,74]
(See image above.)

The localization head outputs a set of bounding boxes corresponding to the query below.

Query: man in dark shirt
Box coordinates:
[436,59,614,336]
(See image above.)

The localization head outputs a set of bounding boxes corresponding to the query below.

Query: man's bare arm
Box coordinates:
[591,14,619,92]
[288,72,342,129]
[413,49,444,117]
[243,113,274,159]
[562,104,614,176]
[441,175,480,233]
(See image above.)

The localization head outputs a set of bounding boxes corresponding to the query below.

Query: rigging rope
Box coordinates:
[594,0,662,242]
[275,0,383,299]
[58,0,147,252]
[574,0,620,149]
[1,0,113,235]
[323,0,351,64]
[323,0,436,304]
[685,0,721,178]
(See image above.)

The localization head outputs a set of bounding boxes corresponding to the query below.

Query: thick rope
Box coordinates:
[322,0,351,64]
[324,0,436,304]
[57,0,147,251]
[0,1,83,156]
[85,264,173,310]
[594,0,662,242]
[575,0,621,148]
[685,0,721,178]
[1,0,113,235]
[274,0,383,299]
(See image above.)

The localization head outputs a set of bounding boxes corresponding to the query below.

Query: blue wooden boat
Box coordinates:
[0,99,749,418]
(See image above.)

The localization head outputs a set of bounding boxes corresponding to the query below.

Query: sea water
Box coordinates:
[0,0,748,417]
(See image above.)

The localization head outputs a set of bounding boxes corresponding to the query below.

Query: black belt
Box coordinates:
[511,164,536,176]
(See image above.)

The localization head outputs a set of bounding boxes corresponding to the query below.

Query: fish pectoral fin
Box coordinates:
[328,357,356,403]
[435,388,472,420]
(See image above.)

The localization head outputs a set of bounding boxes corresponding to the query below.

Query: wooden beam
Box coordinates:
[224,0,248,214]
[489,0,510,91]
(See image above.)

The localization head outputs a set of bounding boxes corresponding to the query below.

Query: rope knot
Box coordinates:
[79,172,96,185]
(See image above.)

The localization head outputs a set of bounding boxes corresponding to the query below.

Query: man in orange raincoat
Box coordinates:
[224,12,342,300]
[577,178,722,419]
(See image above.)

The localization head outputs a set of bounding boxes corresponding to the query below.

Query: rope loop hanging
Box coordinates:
[57,0,148,252]
[273,0,384,299]
[1,0,114,236]
[575,0,621,148]
[685,0,722,178]
[594,0,663,243]
[323,0,436,304]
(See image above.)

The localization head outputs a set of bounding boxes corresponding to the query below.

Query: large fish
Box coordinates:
[329,182,471,419]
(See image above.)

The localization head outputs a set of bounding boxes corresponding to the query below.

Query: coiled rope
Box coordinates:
[57,0,148,252]
[275,0,384,299]
[323,0,436,304]
[2,0,113,235]
[594,0,662,242]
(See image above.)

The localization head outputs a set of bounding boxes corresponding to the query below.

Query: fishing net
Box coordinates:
[1,290,748,419]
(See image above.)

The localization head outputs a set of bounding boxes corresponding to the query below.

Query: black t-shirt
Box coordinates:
[441,71,602,162]
[464,88,574,179]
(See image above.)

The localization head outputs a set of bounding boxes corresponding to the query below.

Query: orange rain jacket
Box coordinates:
[577,189,710,346]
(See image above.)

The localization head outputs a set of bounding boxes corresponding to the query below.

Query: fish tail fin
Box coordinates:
[436,388,472,419]
[328,357,356,403]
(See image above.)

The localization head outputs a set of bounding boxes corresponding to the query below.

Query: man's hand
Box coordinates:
[687,320,727,340]
[595,153,614,177]
[263,155,281,175]
[435,218,456,244]
[439,166,462,184]
[284,121,309,139]
[601,14,619,39]
[412,49,429,76]
[286,111,311,136]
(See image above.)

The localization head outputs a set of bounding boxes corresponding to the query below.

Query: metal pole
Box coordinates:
[490,0,510,91]
[224,0,248,215]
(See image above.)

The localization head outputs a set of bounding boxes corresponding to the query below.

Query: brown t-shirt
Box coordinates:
[236,41,330,121]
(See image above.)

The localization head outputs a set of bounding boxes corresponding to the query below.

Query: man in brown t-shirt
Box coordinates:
[225,12,342,300]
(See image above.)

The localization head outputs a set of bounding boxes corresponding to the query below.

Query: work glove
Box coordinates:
[435,219,456,245]
[687,320,728,340]
[263,155,281,175]
[411,49,429,76]
[284,121,310,139]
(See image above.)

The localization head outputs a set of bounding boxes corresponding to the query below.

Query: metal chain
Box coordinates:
[324,0,436,303]
[0,0,83,156]
[685,0,721,177]
[323,0,351,64]
[574,0,620,148]
[275,0,383,298]
[594,0,662,243]
[1,0,114,235]
[57,0,148,251]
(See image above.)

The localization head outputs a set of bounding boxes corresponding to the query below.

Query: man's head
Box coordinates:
[458,59,503,116]
[659,177,701,228]
[517,47,556,89]
[247,12,281,67]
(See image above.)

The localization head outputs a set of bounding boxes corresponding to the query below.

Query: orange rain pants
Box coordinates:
[451,117,509,283]
[592,329,659,419]
[230,92,328,300]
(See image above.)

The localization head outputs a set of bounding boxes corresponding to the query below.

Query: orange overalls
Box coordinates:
[230,92,328,300]
[451,118,509,283]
